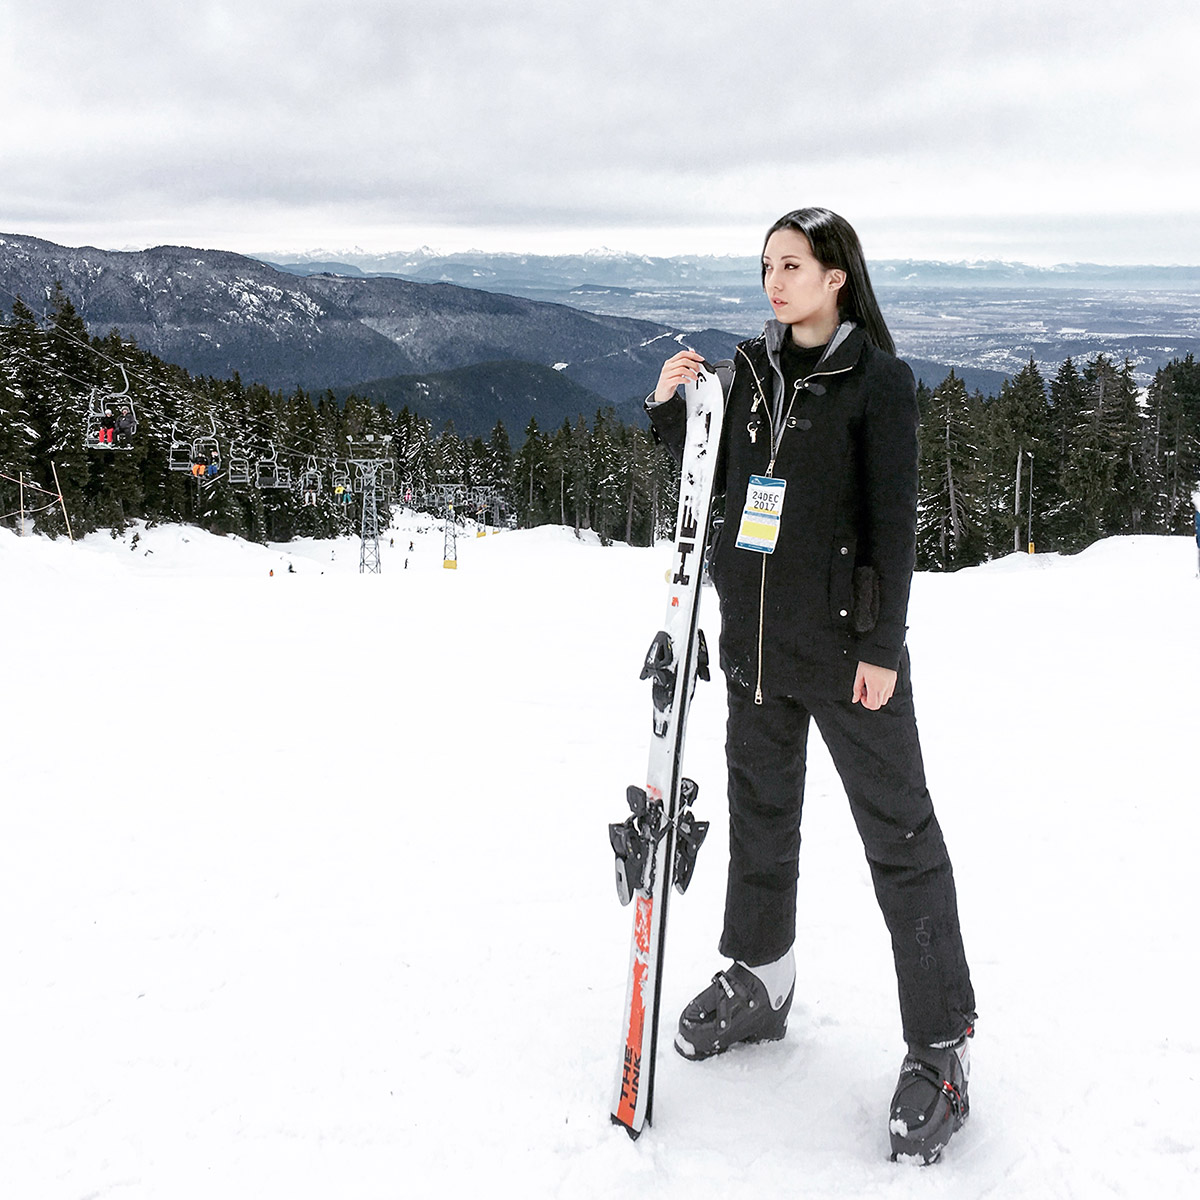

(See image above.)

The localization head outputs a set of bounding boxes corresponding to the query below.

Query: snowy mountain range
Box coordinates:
[262,247,1200,291]
[0,233,725,424]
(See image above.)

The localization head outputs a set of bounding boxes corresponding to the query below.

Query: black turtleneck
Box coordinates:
[779,335,827,387]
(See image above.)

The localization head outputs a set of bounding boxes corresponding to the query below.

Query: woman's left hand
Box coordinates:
[852,662,897,710]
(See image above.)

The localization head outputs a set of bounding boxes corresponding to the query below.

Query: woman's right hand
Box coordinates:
[653,350,706,405]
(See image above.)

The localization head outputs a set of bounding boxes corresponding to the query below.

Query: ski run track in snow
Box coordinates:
[2,517,1198,1199]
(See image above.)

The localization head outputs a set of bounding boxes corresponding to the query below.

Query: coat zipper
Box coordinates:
[735,345,855,705]
[738,347,774,705]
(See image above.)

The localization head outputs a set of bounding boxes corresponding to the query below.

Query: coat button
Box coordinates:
[839,609,848,617]
[839,546,848,555]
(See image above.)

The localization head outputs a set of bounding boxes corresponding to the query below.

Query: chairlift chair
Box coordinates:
[227,443,252,485]
[86,365,135,450]
[168,422,194,472]
[301,455,322,505]
[332,460,353,504]
[191,417,221,479]
[256,442,286,488]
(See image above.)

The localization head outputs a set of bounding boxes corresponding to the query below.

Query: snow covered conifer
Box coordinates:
[1143,354,1200,533]
[917,370,983,569]
[989,358,1051,552]
[0,299,40,528]
[514,416,550,526]
[486,419,514,508]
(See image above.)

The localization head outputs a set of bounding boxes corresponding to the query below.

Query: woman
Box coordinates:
[647,208,976,1164]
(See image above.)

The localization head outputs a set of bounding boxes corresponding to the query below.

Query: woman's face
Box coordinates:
[762,228,844,333]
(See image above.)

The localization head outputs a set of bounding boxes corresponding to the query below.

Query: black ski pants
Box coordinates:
[719,651,976,1047]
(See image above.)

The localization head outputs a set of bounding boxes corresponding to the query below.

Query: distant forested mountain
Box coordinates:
[0,234,702,412]
[343,360,621,437]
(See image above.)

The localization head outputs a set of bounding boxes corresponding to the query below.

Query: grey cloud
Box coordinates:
[3,1,1199,260]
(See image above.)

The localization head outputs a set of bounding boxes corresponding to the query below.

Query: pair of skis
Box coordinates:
[608,362,729,1139]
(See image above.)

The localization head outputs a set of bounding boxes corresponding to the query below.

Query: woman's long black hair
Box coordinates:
[762,208,895,356]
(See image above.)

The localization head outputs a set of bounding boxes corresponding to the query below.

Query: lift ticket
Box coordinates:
[735,475,786,554]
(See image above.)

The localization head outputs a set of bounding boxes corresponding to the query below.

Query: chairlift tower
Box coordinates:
[348,434,392,574]
[442,504,458,568]
[433,483,460,569]
[469,486,496,537]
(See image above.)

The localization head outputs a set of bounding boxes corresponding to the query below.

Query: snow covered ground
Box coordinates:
[1,517,1197,1199]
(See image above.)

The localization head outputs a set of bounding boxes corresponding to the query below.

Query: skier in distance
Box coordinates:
[646,208,976,1164]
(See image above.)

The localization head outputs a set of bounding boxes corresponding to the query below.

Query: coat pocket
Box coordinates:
[851,565,879,634]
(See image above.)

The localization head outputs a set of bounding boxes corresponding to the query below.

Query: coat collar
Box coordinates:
[761,318,863,373]
[738,320,866,415]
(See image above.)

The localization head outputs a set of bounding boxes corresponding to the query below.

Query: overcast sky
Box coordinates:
[2,0,1198,264]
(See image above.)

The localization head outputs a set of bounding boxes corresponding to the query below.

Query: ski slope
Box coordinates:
[1,518,1197,1199]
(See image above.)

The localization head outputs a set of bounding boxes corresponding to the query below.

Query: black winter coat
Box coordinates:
[649,321,919,701]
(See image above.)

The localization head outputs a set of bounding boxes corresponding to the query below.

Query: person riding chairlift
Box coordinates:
[115,405,135,445]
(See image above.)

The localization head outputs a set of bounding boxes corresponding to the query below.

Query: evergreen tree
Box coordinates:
[1031,356,1085,551]
[514,417,550,527]
[589,407,621,544]
[916,371,983,569]
[1050,356,1086,465]
[485,420,514,516]
[393,405,434,502]
[649,438,679,543]
[566,415,592,532]
[465,435,488,492]
[1144,355,1200,532]
[1101,358,1149,535]
[1059,355,1145,548]
[545,420,573,527]
[433,420,466,484]
[36,285,96,536]
[618,423,658,546]
[988,358,1050,553]
[0,299,41,529]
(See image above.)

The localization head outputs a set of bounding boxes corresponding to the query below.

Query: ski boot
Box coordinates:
[888,1025,973,1164]
[674,963,793,1061]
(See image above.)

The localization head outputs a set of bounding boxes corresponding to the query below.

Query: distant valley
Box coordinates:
[266,248,1200,390]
